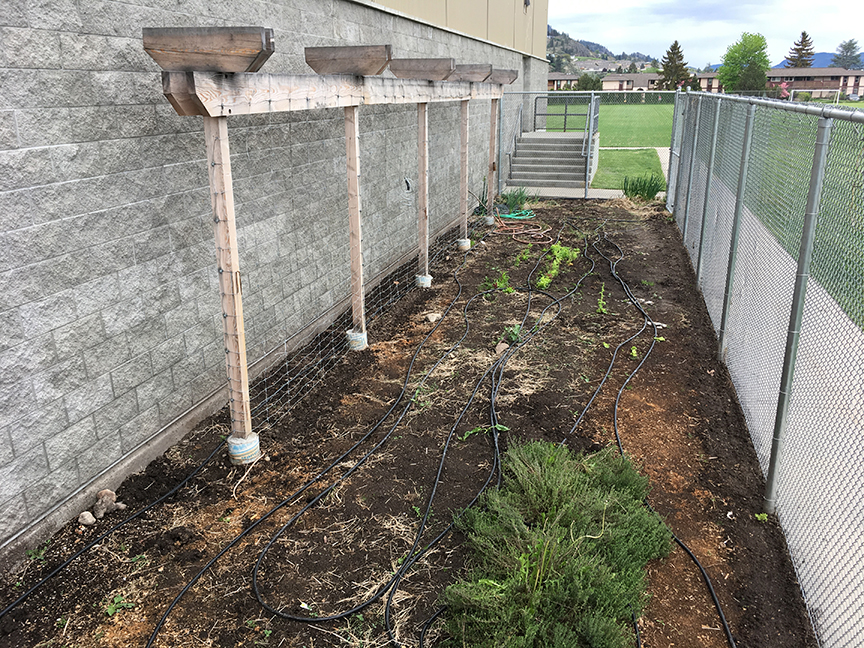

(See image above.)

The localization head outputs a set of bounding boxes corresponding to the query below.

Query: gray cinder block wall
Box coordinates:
[0,0,548,565]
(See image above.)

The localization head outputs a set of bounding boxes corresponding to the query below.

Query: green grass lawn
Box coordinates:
[591,149,665,191]
[544,102,674,147]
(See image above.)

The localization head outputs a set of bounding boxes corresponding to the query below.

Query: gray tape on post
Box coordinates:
[415,274,432,288]
[346,329,368,351]
[456,238,471,251]
[227,433,261,465]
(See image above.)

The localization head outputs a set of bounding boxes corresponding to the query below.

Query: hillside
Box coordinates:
[546,25,655,73]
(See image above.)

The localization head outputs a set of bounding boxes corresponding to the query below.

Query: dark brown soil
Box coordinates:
[0,199,817,648]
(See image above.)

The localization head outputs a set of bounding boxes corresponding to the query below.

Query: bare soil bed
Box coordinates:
[1,199,817,648]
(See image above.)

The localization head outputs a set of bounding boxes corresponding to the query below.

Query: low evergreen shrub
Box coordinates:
[441,442,671,648]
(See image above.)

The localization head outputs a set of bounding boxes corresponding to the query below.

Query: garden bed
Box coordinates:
[0,199,816,648]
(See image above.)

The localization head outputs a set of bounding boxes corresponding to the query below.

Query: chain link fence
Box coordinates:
[668,91,864,648]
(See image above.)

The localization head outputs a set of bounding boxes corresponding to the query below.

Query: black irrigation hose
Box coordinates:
[146,233,491,646]
[0,439,227,621]
[590,233,738,648]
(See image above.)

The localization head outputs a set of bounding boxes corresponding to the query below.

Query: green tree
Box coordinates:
[831,39,863,70]
[659,41,690,90]
[627,61,638,73]
[717,33,770,93]
[786,31,815,67]
[575,73,603,91]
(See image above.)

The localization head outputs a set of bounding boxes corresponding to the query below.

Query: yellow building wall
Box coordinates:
[370,0,548,59]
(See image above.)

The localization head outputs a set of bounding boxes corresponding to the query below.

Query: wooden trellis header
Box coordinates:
[145,28,516,460]
[162,70,508,117]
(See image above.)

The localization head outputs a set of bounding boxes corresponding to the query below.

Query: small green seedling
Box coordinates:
[26,540,50,563]
[513,246,532,268]
[754,513,768,523]
[602,342,610,349]
[502,325,521,344]
[630,346,638,358]
[460,423,509,442]
[654,336,666,342]
[103,595,134,616]
[596,283,608,314]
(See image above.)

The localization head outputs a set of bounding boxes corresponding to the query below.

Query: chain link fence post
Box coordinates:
[763,115,834,515]
[718,102,757,357]
[681,93,703,242]
[696,97,721,283]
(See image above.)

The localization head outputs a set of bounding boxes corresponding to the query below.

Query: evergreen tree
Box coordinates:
[627,61,638,73]
[659,41,689,90]
[786,31,815,68]
[831,39,863,70]
[718,33,771,93]
[576,73,603,91]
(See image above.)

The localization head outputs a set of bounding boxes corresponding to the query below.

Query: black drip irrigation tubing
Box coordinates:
[585,233,738,648]
[1,219,736,648]
[0,439,227,621]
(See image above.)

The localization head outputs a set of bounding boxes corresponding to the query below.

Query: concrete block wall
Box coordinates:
[0,0,547,559]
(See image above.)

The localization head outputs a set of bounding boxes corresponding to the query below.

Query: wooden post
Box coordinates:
[344,105,367,340]
[203,116,253,442]
[417,102,430,283]
[487,98,499,219]
[459,99,470,240]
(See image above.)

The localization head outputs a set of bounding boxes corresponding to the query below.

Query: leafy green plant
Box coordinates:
[513,246,533,268]
[630,346,638,358]
[500,186,534,212]
[535,244,580,290]
[755,513,768,523]
[622,173,666,201]
[460,423,509,442]
[481,270,515,299]
[441,442,671,648]
[102,595,134,617]
[26,540,50,563]
[502,325,521,344]
[597,282,608,314]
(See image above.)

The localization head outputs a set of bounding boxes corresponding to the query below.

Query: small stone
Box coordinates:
[78,511,96,526]
[426,313,442,323]
[495,341,510,355]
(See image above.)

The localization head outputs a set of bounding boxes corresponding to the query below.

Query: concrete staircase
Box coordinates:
[507,132,590,189]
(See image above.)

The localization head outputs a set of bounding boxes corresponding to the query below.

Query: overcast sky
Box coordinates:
[547,0,855,68]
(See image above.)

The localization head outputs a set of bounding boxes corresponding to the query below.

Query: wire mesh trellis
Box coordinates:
[670,91,864,648]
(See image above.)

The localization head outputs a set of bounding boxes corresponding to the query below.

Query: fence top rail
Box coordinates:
[504,90,678,95]
[685,90,864,124]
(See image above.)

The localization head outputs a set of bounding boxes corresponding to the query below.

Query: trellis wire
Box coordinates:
[670,90,864,648]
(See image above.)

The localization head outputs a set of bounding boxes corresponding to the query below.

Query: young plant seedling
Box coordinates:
[102,595,134,616]
[596,283,608,314]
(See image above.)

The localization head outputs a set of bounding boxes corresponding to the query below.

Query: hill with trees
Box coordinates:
[546,25,656,73]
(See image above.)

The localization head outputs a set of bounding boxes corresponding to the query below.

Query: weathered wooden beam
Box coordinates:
[488,69,519,85]
[487,98,499,217]
[143,26,274,73]
[305,45,392,76]
[162,71,504,117]
[389,58,455,81]
[450,64,492,82]
[202,116,255,449]
[344,105,367,341]
[459,99,470,240]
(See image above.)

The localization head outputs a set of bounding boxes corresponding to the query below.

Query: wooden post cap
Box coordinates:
[143,26,275,73]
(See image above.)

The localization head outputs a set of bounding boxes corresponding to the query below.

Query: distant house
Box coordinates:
[548,72,582,90]
[696,72,724,93]
[765,67,861,97]
[601,73,660,91]
[696,67,861,98]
